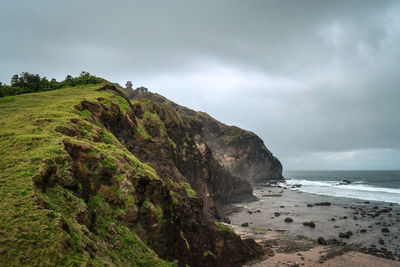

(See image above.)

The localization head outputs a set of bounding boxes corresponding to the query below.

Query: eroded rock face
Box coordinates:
[198,113,283,184]
[125,87,283,184]
[52,86,265,266]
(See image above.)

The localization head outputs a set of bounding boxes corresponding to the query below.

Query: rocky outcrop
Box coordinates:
[46,85,264,266]
[196,112,283,184]
[2,81,271,267]
[125,87,283,184]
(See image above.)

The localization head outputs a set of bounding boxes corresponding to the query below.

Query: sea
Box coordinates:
[283,170,400,204]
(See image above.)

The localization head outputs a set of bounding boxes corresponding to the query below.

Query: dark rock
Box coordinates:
[307,204,313,207]
[314,202,331,206]
[339,231,353,239]
[274,212,280,217]
[382,228,390,233]
[241,222,249,227]
[360,246,395,260]
[317,237,327,246]
[303,221,315,228]
[328,238,346,246]
[284,217,293,223]
[338,179,352,185]
[280,206,285,208]
[221,217,231,224]
[360,229,367,233]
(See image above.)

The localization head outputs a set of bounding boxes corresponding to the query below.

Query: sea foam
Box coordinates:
[285,179,400,204]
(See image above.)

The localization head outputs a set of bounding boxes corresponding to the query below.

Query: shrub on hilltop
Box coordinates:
[0,71,103,97]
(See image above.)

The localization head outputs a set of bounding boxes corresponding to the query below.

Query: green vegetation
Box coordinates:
[181,182,197,198]
[203,251,216,259]
[0,71,103,97]
[143,201,163,223]
[115,96,130,114]
[180,231,190,250]
[166,178,175,187]
[168,137,177,150]
[143,111,160,122]
[214,221,234,233]
[0,82,174,266]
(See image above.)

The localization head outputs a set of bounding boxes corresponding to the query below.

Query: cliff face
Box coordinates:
[196,112,283,184]
[0,83,264,267]
[126,88,283,185]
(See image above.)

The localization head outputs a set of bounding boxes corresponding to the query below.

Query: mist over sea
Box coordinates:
[283,170,400,204]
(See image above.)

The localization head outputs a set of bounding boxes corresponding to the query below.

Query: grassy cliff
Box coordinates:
[0,82,264,266]
[0,83,174,266]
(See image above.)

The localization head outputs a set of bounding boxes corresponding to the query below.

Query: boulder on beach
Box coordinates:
[284,217,293,223]
[303,221,316,228]
[314,202,332,206]
[339,231,353,239]
[317,237,327,246]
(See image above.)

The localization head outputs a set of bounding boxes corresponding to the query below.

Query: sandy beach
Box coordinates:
[218,184,400,266]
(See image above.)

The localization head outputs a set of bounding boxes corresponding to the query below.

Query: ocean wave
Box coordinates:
[284,179,400,204]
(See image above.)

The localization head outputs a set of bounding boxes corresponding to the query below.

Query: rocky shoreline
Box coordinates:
[217,184,400,266]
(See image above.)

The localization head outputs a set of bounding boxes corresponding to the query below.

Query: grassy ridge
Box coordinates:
[0,84,174,266]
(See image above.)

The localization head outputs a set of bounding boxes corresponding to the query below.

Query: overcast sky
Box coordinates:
[1,0,399,170]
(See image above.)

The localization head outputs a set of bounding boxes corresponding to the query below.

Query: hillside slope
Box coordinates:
[0,83,264,266]
[124,88,283,184]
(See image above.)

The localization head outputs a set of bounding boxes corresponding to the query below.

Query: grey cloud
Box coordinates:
[0,0,399,169]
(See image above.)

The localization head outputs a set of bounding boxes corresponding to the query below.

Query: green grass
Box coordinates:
[0,84,174,266]
[214,221,234,233]
[181,182,197,198]
[143,111,160,122]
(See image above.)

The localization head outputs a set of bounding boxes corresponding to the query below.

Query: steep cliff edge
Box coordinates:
[195,112,283,184]
[125,88,283,184]
[0,82,264,267]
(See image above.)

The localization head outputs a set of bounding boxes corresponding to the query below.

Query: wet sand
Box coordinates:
[218,185,400,266]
